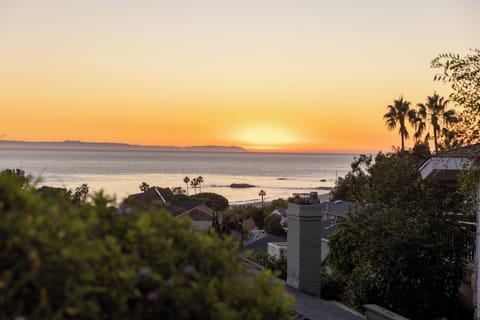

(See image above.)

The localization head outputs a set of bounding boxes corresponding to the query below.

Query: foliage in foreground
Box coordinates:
[0,173,293,320]
[251,250,287,281]
[328,149,474,319]
[432,49,480,145]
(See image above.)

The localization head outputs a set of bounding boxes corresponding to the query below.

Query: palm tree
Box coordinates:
[183,176,190,195]
[259,190,266,205]
[384,96,416,155]
[416,93,458,153]
[409,106,427,143]
[190,178,198,194]
[197,176,204,193]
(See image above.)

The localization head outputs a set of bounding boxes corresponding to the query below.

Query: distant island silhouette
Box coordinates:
[0,140,247,153]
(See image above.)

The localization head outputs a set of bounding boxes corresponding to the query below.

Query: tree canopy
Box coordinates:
[328,150,474,319]
[191,192,229,212]
[0,172,292,320]
[432,49,480,145]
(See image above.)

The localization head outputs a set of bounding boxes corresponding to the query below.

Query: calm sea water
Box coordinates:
[0,149,357,204]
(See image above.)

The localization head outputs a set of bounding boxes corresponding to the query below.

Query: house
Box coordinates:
[319,200,356,222]
[125,187,215,230]
[269,207,288,231]
[239,233,287,255]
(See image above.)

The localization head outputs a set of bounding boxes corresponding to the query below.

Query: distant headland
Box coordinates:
[0,140,247,153]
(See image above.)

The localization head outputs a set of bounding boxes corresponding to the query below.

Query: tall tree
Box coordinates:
[328,151,472,319]
[432,49,480,145]
[190,178,198,194]
[416,93,458,153]
[258,190,266,205]
[383,96,416,155]
[183,176,190,195]
[197,176,204,193]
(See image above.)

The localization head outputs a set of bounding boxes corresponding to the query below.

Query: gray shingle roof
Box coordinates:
[318,200,356,218]
[239,234,287,253]
[321,220,339,239]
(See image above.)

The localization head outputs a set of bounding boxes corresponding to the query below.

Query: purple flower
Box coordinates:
[15,317,26,320]
[184,265,195,275]
[147,291,158,301]
[138,267,151,277]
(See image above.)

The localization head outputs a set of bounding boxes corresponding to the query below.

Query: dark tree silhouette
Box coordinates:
[259,189,266,205]
[416,93,458,153]
[383,96,416,155]
[197,176,204,193]
[183,176,190,195]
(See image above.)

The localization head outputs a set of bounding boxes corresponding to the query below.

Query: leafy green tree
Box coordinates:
[383,96,416,155]
[72,183,89,204]
[432,49,480,145]
[191,192,229,213]
[327,151,472,319]
[264,214,285,236]
[415,93,458,153]
[250,206,267,229]
[251,250,287,280]
[0,172,293,320]
[331,154,372,202]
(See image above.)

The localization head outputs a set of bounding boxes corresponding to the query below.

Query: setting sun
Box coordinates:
[231,125,304,150]
[0,1,478,153]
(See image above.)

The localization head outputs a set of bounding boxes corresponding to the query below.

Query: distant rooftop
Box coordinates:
[318,200,356,218]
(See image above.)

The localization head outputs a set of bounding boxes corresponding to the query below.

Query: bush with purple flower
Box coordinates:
[0,172,293,319]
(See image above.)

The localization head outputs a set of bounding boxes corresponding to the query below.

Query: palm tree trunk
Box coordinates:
[401,134,405,157]
[433,129,438,153]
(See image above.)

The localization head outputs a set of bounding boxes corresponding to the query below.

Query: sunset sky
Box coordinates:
[0,0,478,153]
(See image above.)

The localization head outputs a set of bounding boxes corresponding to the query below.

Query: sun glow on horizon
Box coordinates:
[0,1,478,153]
[231,125,307,150]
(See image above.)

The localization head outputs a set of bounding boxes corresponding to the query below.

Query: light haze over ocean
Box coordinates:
[0,149,357,204]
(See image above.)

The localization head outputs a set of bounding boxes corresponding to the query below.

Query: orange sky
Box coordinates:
[0,1,479,153]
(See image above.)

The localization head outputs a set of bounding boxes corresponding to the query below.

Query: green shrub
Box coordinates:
[251,250,287,280]
[264,214,286,236]
[0,173,293,319]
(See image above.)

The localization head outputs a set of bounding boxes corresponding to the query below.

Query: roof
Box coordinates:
[126,187,175,205]
[239,233,287,253]
[321,219,339,239]
[125,187,213,220]
[419,144,480,180]
[165,198,202,215]
[318,200,356,218]
[176,204,214,220]
[285,286,365,320]
[125,188,164,207]
[272,207,287,215]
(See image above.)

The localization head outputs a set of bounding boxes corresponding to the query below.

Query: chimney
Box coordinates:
[286,202,324,297]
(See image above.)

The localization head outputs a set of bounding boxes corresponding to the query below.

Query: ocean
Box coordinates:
[0,149,358,204]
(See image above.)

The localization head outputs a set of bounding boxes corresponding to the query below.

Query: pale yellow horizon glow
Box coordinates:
[0,1,478,153]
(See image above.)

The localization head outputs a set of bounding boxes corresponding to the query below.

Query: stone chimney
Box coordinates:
[286,202,324,297]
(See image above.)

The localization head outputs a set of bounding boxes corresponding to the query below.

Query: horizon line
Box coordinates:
[0,138,381,155]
